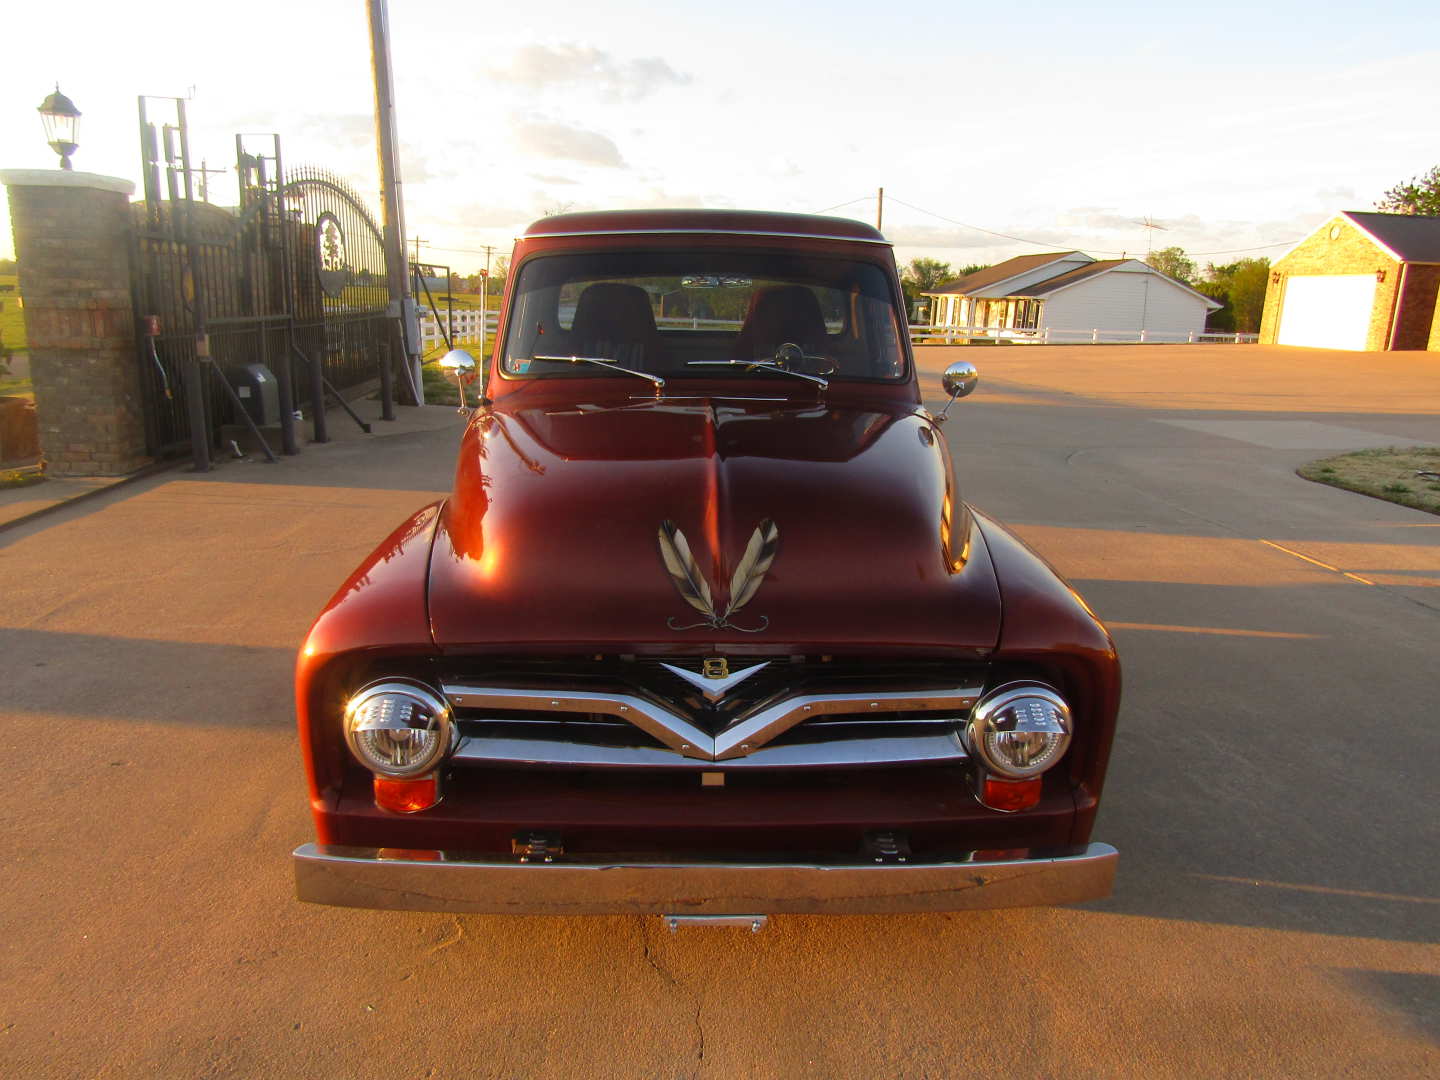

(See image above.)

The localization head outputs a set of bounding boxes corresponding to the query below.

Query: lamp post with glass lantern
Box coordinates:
[38,86,81,171]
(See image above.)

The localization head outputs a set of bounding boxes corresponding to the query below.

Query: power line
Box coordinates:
[811,195,874,215]
[824,192,1300,258]
[885,196,1083,249]
[422,243,507,256]
[418,197,1300,260]
[1183,241,1299,256]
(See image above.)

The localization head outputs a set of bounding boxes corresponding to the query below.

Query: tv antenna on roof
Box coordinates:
[1134,215,1168,257]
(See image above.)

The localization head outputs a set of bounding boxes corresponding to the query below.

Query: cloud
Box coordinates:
[529,173,579,186]
[278,112,375,142]
[451,203,535,230]
[1053,207,1143,231]
[400,146,438,185]
[511,118,626,168]
[496,44,690,102]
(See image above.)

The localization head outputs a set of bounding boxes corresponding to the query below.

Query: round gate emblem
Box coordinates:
[316,212,348,297]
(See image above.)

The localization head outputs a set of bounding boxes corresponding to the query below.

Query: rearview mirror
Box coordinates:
[941,360,978,400]
[440,349,477,375]
[935,360,979,423]
[440,349,478,414]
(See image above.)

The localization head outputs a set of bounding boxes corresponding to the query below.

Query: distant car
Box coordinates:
[292,209,1119,922]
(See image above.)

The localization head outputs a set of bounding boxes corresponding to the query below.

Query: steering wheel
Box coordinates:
[774,342,837,376]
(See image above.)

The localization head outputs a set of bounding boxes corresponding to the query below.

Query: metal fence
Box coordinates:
[130,152,397,461]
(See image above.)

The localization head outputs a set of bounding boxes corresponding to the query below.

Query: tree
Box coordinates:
[1377,165,1440,215]
[1197,257,1270,334]
[488,256,509,296]
[900,257,957,309]
[901,258,953,293]
[1146,246,1195,284]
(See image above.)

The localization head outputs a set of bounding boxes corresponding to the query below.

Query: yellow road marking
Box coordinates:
[1259,539,1375,585]
[1194,874,1440,905]
[1108,622,1323,639]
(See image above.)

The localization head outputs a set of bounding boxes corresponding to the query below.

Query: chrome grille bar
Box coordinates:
[442,686,712,760]
[450,732,968,770]
[441,682,980,764]
[713,688,979,760]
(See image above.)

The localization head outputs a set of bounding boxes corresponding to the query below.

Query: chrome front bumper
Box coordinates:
[292,842,1117,916]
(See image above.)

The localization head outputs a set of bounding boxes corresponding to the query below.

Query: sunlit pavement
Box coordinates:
[1,346,1436,1078]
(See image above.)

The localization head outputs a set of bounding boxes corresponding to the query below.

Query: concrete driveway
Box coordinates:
[2,345,1436,1078]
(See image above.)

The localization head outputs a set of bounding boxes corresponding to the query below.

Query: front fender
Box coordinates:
[972,510,1121,840]
[295,502,443,827]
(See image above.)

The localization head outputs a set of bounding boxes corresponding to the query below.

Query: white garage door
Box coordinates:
[1276,275,1376,350]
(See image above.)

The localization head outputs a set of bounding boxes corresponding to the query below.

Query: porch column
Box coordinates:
[0,170,148,476]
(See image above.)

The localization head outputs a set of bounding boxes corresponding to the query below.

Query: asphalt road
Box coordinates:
[2,345,1437,1078]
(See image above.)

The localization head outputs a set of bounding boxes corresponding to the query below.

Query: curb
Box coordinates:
[0,458,180,536]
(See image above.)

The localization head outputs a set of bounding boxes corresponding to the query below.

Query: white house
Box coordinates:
[923,252,1222,343]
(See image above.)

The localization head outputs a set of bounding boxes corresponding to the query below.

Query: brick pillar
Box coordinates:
[0,169,148,476]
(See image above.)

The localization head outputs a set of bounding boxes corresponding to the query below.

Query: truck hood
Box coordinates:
[428,397,1001,654]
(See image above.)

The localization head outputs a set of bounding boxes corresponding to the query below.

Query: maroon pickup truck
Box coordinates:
[292,209,1119,924]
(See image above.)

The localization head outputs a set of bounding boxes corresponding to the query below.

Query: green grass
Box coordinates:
[1,274,27,354]
[424,291,500,311]
[0,466,44,490]
[420,337,492,407]
[1298,446,1440,516]
[422,362,464,406]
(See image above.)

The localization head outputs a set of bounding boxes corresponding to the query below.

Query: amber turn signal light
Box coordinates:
[980,776,1042,813]
[373,775,440,813]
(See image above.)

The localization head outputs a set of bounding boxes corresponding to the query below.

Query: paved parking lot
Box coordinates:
[2,345,1437,1078]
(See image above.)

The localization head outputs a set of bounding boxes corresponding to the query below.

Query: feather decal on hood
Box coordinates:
[725,519,779,618]
[658,520,716,619]
[659,518,777,633]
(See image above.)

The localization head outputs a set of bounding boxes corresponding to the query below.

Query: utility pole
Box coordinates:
[476,244,496,360]
[411,234,427,261]
[195,158,228,203]
[367,0,422,405]
[876,187,884,232]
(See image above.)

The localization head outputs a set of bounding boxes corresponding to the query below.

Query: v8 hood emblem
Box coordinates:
[658,519,778,633]
[659,659,771,701]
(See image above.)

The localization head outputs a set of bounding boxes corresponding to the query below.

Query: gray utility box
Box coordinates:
[224,363,280,427]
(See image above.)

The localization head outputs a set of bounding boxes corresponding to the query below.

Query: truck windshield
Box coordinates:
[500,250,907,382]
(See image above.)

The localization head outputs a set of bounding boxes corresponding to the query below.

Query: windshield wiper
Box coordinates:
[686,359,828,389]
[531,354,665,388]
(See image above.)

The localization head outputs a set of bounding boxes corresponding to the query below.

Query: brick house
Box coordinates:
[1259,211,1440,351]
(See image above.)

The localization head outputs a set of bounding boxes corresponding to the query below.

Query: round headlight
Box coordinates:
[344,680,454,778]
[966,682,1072,780]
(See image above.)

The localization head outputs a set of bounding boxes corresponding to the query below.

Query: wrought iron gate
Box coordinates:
[131,113,400,462]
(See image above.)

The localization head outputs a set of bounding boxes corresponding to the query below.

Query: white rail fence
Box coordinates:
[420,309,499,351]
[421,310,1258,351]
[910,325,1258,345]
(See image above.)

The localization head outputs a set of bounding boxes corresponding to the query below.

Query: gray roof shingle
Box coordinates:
[1343,211,1440,262]
[1013,259,1128,296]
[925,252,1079,295]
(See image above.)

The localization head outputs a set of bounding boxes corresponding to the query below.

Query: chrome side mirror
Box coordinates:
[440,349,477,413]
[935,360,979,423]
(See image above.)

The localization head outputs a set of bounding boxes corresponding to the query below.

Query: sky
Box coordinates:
[3,1,1438,276]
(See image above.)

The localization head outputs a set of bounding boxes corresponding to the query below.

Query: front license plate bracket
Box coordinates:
[664,914,768,933]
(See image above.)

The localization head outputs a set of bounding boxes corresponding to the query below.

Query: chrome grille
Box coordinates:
[439,657,985,769]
